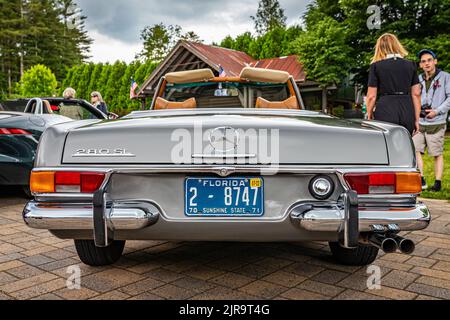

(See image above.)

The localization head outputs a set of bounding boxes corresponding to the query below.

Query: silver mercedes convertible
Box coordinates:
[23,68,431,266]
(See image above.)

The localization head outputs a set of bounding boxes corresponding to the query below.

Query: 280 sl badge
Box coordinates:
[73,148,136,157]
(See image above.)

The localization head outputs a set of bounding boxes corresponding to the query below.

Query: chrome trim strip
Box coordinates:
[191,154,257,159]
[32,166,417,173]
[35,193,94,201]
[72,154,136,158]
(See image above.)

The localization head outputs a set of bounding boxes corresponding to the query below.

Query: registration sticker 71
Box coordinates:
[250,178,262,188]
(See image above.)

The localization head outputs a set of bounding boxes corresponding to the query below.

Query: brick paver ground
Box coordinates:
[1,188,449,300]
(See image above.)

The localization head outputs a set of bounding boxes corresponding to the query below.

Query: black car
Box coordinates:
[0,98,108,196]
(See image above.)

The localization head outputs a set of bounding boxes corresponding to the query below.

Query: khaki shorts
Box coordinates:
[413,126,447,157]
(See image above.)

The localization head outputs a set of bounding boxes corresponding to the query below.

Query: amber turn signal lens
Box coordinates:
[30,172,55,194]
[396,173,422,194]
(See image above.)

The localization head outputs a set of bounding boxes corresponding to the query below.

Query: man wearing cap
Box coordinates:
[414,49,450,192]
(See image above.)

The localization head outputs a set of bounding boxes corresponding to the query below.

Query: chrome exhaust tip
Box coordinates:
[368,234,398,253]
[393,236,415,255]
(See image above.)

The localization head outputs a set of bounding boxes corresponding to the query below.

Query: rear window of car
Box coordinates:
[163,82,291,109]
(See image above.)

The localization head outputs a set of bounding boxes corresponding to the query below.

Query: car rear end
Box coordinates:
[22,111,431,266]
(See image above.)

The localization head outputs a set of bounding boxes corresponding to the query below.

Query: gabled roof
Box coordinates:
[184,42,255,77]
[137,41,308,98]
[254,55,306,83]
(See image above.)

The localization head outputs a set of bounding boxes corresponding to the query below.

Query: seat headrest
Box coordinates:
[165,69,215,84]
[42,100,53,114]
[255,96,299,110]
[154,97,197,110]
[240,67,290,83]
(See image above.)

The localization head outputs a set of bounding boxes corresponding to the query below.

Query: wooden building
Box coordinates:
[136,41,335,111]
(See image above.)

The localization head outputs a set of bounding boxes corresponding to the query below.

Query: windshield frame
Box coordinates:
[150,76,305,110]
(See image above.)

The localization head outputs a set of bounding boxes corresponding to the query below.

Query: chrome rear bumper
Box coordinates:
[23,196,431,248]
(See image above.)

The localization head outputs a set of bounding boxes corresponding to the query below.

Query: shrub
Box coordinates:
[19,65,58,97]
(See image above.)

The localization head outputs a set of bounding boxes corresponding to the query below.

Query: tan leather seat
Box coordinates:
[42,100,53,114]
[255,96,299,109]
[154,97,197,110]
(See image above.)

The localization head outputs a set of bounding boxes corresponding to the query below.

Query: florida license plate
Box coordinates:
[185,177,264,217]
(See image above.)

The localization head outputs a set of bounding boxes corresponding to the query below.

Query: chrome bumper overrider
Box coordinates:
[23,200,159,232]
[290,202,431,233]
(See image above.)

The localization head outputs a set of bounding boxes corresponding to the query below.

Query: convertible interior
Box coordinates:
[154,67,301,110]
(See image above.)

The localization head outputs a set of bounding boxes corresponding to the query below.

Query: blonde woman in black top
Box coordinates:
[366,33,422,135]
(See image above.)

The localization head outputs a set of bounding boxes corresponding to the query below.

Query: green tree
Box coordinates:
[233,32,254,53]
[59,66,75,95]
[137,23,202,62]
[118,61,139,108]
[257,26,301,59]
[219,27,302,59]
[137,23,180,62]
[292,17,353,86]
[251,0,287,35]
[19,64,57,97]
[97,63,111,97]
[0,0,91,98]
[104,61,127,109]
[180,31,202,43]
[134,60,158,88]
[220,36,235,49]
[88,63,104,96]
[301,0,450,87]
[57,0,92,62]
[0,0,23,95]
[77,63,95,99]
[68,65,83,92]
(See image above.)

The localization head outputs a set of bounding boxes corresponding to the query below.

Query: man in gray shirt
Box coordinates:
[413,50,450,192]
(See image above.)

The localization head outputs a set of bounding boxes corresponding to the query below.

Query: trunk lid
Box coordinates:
[62,110,389,165]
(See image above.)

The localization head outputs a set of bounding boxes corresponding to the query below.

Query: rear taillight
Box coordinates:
[344,172,421,195]
[0,128,32,135]
[30,171,106,194]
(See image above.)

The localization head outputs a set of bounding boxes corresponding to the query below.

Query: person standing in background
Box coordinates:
[63,87,76,100]
[413,49,450,192]
[90,91,108,115]
[60,87,83,120]
[366,33,422,136]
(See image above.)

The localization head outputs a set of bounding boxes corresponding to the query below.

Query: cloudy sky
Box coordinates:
[75,0,314,63]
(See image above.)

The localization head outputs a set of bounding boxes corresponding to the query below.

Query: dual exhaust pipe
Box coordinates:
[368,234,415,254]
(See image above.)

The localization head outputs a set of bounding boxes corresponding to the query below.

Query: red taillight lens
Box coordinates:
[55,172,81,185]
[344,173,421,195]
[31,171,105,194]
[345,173,396,194]
[80,173,106,193]
[0,128,32,135]
[344,174,370,194]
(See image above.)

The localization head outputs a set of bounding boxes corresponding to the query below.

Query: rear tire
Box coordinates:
[74,240,125,266]
[329,242,379,266]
